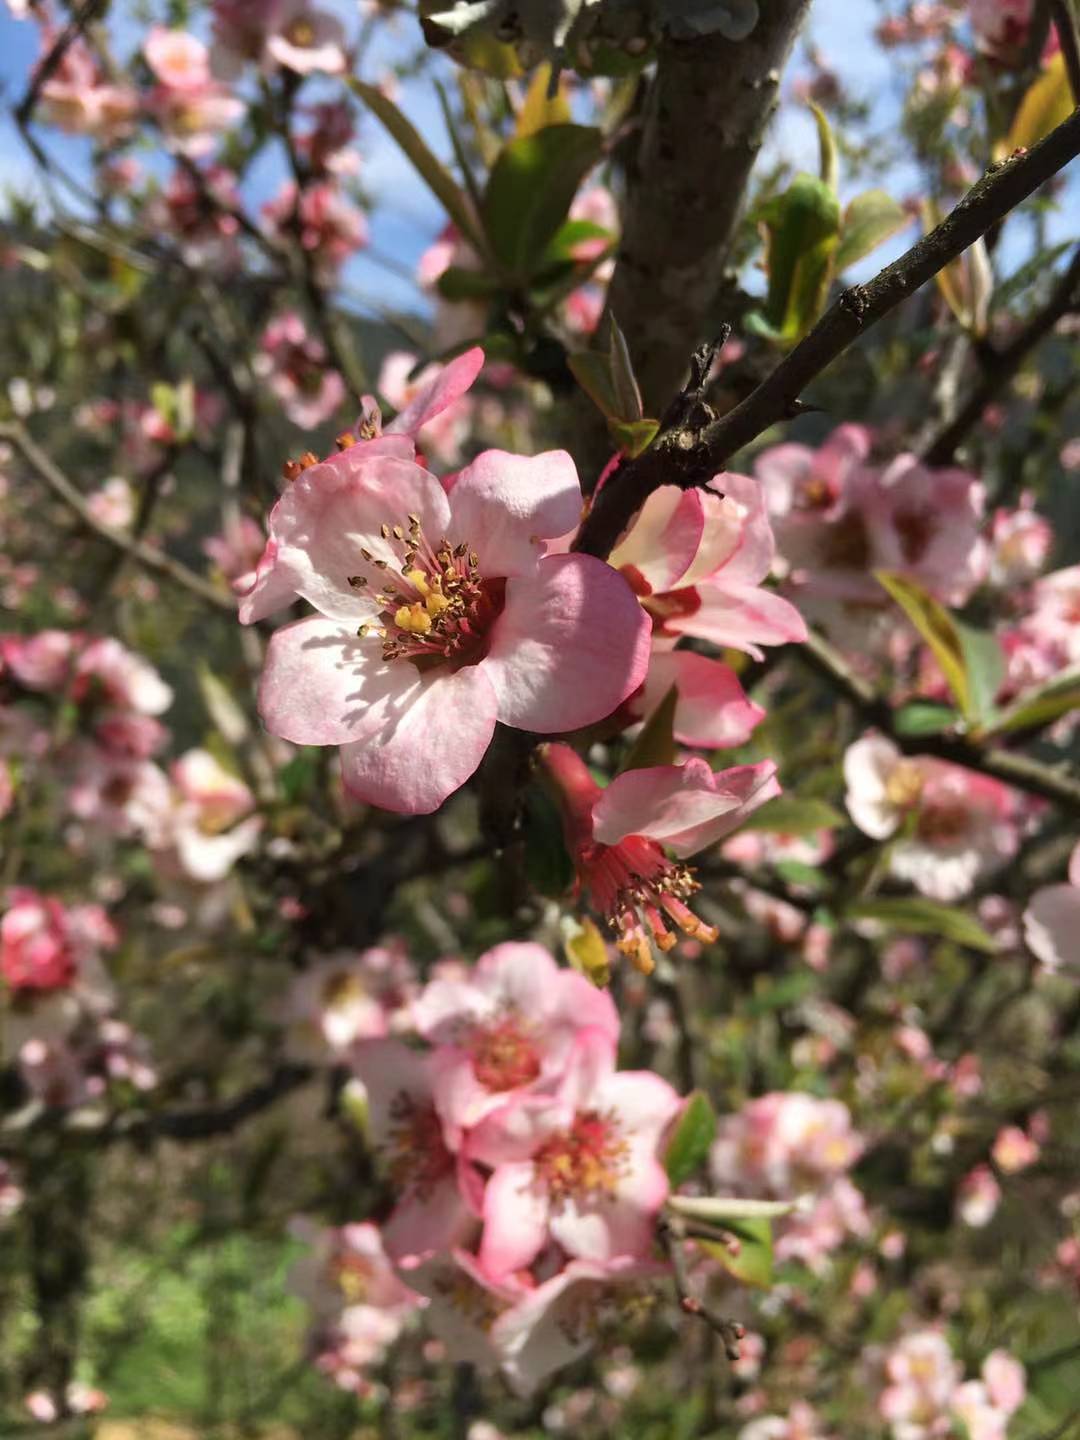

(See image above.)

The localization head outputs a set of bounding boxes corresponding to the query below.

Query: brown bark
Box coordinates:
[604,1,812,413]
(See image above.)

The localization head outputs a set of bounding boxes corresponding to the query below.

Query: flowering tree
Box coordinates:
[1,0,1080,1434]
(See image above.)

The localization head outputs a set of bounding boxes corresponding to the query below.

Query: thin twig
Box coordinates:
[0,422,235,612]
[574,107,1080,560]
[658,1216,744,1361]
[1051,0,1080,105]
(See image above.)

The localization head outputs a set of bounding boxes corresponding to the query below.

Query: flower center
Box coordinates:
[321,970,367,1011]
[578,834,718,973]
[894,504,935,564]
[822,511,872,571]
[286,17,317,46]
[468,1016,541,1092]
[885,760,925,810]
[332,1248,375,1305]
[638,584,701,634]
[533,1109,629,1205]
[384,1091,454,1200]
[916,798,970,844]
[350,517,505,670]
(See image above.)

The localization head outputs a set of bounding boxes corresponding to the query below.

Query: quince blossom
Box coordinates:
[243,358,650,814]
[257,312,346,429]
[1023,840,1080,972]
[542,742,779,971]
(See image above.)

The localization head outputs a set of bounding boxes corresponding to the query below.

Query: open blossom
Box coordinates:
[957,1164,1001,1227]
[203,515,266,592]
[37,32,136,140]
[467,1028,682,1278]
[257,312,345,429]
[264,0,348,73]
[739,1402,831,1440]
[163,748,262,883]
[843,735,1023,901]
[1,630,80,691]
[148,164,242,268]
[991,1123,1040,1174]
[86,477,135,530]
[1023,840,1080,972]
[970,0,1033,58]
[879,1330,962,1437]
[263,181,367,272]
[243,355,649,815]
[144,30,245,157]
[542,742,779,971]
[712,1092,864,1196]
[280,942,416,1062]
[987,494,1053,589]
[412,941,618,1140]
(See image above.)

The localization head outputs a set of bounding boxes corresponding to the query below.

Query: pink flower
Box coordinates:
[991,1124,1040,1174]
[263,180,367,271]
[37,33,136,140]
[1,890,77,994]
[377,351,474,468]
[957,1164,1001,1227]
[244,438,650,815]
[879,1329,961,1437]
[610,473,807,661]
[711,1092,864,1196]
[203,515,266,591]
[86,477,134,530]
[412,941,618,1139]
[144,27,213,90]
[74,637,173,716]
[280,943,416,1062]
[987,494,1053,588]
[149,164,242,268]
[287,1217,420,1343]
[1,893,117,1057]
[349,1039,475,1262]
[843,735,1022,901]
[257,311,346,428]
[542,742,779,971]
[145,37,245,158]
[627,647,765,751]
[1,630,79,690]
[1024,841,1080,972]
[166,748,261,882]
[264,0,348,74]
[739,1402,830,1440]
[970,0,1033,59]
[396,1248,524,1373]
[981,1350,1026,1416]
[491,1255,666,1396]
[468,1029,681,1278]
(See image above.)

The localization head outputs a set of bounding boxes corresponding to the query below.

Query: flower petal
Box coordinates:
[479,1162,550,1277]
[385,346,485,438]
[593,757,781,857]
[258,616,384,746]
[608,486,704,594]
[482,555,650,732]
[638,649,764,749]
[667,579,807,657]
[447,449,583,578]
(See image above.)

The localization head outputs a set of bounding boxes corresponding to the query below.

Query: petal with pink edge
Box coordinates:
[385,346,485,438]
[481,554,650,732]
[382,1176,473,1265]
[608,486,704,594]
[446,449,583,578]
[549,1183,660,1264]
[338,662,499,814]
[474,941,562,1018]
[667,578,807,657]
[593,758,781,858]
[258,617,386,747]
[479,1162,551,1277]
[637,649,764,749]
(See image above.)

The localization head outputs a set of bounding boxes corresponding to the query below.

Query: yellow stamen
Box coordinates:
[394,603,432,634]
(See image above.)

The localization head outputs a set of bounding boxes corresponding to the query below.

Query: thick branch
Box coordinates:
[0,422,235,612]
[575,107,1080,561]
[604,2,812,412]
[921,244,1080,464]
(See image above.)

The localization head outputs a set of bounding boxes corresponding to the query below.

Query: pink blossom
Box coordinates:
[149,164,242,268]
[1,630,79,691]
[1,890,78,994]
[258,311,346,428]
[491,1255,666,1396]
[627,648,765,750]
[145,36,245,158]
[294,101,358,176]
[203,514,266,591]
[74,637,173,716]
[468,1029,681,1278]
[739,1401,831,1440]
[982,1350,1026,1416]
[396,1248,524,1373]
[86,477,134,530]
[1,893,117,1057]
[991,1123,1040,1174]
[711,1092,864,1196]
[144,27,213,89]
[844,735,1022,901]
[987,494,1053,588]
[610,473,808,661]
[264,0,348,74]
[350,1039,475,1262]
[970,0,1034,59]
[280,943,416,1062]
[879,1329,961,1437]
[412,941,618,1139]
[957,1164,1001,1227]
[263,181,367,272]
[165,748,261,882]
[37,33,136,140]
[542,742,779,971]
[244,435,650,815]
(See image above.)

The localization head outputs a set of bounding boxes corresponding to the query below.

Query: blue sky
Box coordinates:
[0,0,1072,326]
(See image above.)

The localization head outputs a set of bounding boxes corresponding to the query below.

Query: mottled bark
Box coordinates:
[604,0,812,413]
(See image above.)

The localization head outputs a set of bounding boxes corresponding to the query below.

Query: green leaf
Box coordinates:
[664,1092,717,1188]
[981,665,1080,737]
[810,103,839,191]
[835,189,910,271]
[482,124,603,282]
[350,79,487,256]
[620,685,678,771]
[196,663,249,745]
[700,1216,773,1288]
[748,173,841,344]
[278,750,320,804]
[742,795,845,834]
[876,569,966,703]
[609,417,660,458]
[845,897,999,954]
[545,218,615,264]
[893,701,961,737]
[569,315,655,456]
[514,62,572,138]
[435,266,501,302]
[774,860,827,892]
[955,620,1006,726]
[523,782,575,897]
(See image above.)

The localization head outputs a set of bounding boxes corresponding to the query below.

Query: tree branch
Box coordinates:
[574,107,1080,561]
[1052,0,1080,105]
[0,422,235,612]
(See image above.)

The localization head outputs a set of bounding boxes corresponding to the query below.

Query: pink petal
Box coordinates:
[385,347,485,438]
[338,663,499,814]
[430,1046,504,1135]
[383,1175,473,1264]
[258,616,384,746]
[481,554,650,732]
[698,472,776,585]
[412,978,492,1042]
[467,1095,565,1169]
[638,649,764,749]
[479,1162,550,1277]
[549,1180,660,1264]
[556,1027,617,1111]
[593,757,781,858]
[446,449,583,578]
[595,1069,683,1141]
[667,579,807,657]
[474,941,562,1017]
[608,486,704,594]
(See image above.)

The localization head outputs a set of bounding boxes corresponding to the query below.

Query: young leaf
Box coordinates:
[893,701,962,737]
[980,666,1080,737]
[609,417,660,457]
[350,79,487,256]
[563,916,611,988]
[664,1092,718,1188]
[955,620,1006,726]
[515,63,572,138]
[845,897,998,954]
[810,102,839,192]
[523,782,575,897]
[620,685,678,771]
[700,1216,774,1288]
[874,571,971,719]
[747,174,841,344]
[1005,50,1072,155]
[835,189,910,271]
[482,124,604,282]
